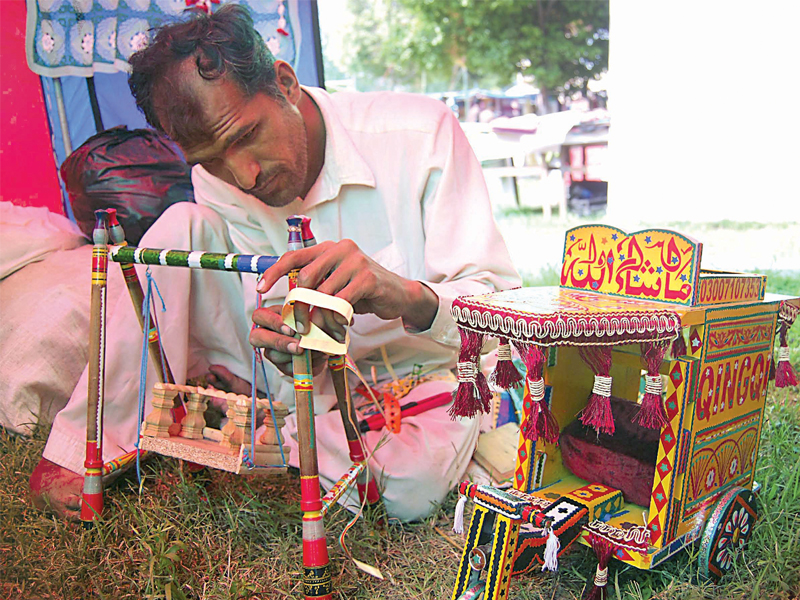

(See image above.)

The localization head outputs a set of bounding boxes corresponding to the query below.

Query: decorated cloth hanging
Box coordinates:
[448,287,681,423]
[25,0,303,78]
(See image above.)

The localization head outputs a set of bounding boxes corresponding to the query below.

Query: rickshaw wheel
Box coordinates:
[698,486,757,581]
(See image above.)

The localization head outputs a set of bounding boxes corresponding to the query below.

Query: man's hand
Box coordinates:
[256,239,439,337]
[206,364,252,396]
[249,304,327,376]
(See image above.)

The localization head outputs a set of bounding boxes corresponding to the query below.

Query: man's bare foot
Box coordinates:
[29,457,82,519]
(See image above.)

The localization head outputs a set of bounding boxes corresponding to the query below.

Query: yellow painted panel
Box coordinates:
[560,225,701,305]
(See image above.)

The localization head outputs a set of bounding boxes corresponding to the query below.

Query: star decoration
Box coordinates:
[570,234,576,241]
[578,269,584,276]
[680,274,687,281]
[656,266,663,274]
[612,233,618,241]
[619,253,626,260]
[672,256,679,264]
[634,274,640,282]
[645,235,652,243]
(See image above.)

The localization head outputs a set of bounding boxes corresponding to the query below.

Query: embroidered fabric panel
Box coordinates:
[452,287,681,346]
[26,0,303,77]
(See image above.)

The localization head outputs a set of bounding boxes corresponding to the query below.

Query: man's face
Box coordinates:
[175,72,309,208]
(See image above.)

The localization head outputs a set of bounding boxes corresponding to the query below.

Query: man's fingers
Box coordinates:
[249,327,302,356]
[256,245,330,294]
[293,300,310,335]
[319,308,347,342]
[265,349,294,366]
[252,306,287,330]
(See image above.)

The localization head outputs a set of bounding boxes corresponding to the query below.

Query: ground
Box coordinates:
[1,208,798,600]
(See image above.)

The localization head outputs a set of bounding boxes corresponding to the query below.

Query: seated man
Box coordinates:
[30,5,520,521]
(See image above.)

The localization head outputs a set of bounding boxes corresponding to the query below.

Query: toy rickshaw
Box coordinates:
[448,225,799,599]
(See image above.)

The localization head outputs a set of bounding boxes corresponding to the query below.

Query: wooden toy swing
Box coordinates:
[81,209,382,600]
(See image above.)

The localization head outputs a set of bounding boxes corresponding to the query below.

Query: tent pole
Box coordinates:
[52,77,72,155]
[86,76,105,133]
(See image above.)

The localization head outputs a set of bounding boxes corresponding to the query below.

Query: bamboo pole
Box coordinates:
[287,216,332,600]
[80,210,109,523]
[297,216,381,508]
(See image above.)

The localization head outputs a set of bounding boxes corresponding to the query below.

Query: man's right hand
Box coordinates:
[250,304,327,376]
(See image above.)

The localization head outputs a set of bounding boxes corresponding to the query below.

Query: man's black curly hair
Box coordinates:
[128,4,283,146]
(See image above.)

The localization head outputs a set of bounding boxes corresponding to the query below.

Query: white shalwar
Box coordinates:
[45,87,520,521]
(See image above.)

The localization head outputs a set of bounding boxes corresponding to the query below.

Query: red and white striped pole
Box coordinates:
[286,216,333,599]
[81,210,110,524]
[297,215,381,509]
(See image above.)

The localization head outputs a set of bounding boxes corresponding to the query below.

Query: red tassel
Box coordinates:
[632,341,669,430]
[515,343,559,443]
[491,338,523,390]
[775,320,798,388]
[671,327,687,358]
[584,533,614,600]
[578,346,615,436]
[449,328,491,419]
[775,347,798,388]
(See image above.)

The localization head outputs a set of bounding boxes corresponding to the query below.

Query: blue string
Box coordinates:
[135,269,155,484]
[149,274,173,412]
[134,269,170,483]
[246,290,286,469]
[258,348,286,467]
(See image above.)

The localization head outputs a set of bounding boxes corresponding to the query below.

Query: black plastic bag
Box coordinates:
[61,126,194,245]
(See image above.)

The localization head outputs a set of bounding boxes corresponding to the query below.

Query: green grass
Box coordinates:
[2,383,799,599]
[1,229,798,598]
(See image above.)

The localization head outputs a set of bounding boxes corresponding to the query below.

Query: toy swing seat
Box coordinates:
[449,225,799,600]
[80,210,382,600]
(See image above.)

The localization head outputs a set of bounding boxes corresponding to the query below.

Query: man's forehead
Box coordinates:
[155,60,242,152]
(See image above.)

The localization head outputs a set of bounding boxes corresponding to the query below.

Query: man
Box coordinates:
[30,5,519,521]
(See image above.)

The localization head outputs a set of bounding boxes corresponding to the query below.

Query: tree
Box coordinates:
[339,0,609,111]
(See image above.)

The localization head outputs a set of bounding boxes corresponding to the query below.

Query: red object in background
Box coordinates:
[0,1,63,214]
[357,391,453,433]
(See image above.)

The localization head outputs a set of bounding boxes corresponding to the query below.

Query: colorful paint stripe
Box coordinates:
[109,245,279,274]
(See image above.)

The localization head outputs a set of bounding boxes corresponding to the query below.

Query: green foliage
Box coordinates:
[340,0,609,95]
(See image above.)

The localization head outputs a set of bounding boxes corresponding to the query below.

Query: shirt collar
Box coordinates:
[301,86,376,209]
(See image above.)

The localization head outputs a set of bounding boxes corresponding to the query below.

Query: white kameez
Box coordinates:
[44,88,520,521]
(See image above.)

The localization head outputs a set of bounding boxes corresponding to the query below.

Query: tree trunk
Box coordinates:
[538,83,550,114]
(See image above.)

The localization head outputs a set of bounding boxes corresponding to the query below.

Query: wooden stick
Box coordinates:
[298,216,382,509]
[287,216,333,600]
[109,245,278,274]
[81,210,109,524]
[107,210,182,421]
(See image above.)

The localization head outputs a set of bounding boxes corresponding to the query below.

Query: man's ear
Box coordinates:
[274,60,301,105]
